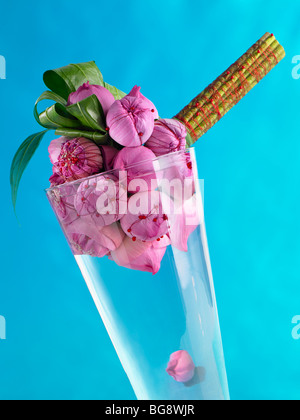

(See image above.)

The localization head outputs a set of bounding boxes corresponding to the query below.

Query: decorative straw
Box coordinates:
[175,33,285,142]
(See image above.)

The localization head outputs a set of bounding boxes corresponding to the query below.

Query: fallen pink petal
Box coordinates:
[166,350,196,383]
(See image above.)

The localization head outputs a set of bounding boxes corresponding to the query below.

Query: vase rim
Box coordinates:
[45,148,194,194]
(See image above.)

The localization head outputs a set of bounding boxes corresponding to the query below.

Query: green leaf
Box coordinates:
[34,91,80,130]
[186,131,195,148]
[55,128,109,144]
[35,90,67,107]
[66,94,106,131]
[10,130,48,210]
[43,61,103,100]
[103,82,126,100]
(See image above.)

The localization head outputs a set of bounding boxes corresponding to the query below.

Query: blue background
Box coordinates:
[0,0,299,400]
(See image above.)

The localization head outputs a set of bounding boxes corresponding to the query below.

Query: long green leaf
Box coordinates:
[10,130,48,209]
[43,62,104,100]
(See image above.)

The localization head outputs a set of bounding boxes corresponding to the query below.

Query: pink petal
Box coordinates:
[66,218,125,253]
[111,237,151,265]
[70,234,110,258]
[128,85,159,119]
[111,237,166,274]
[48,137,67,164]
[47,184,79,225]
[49,170,65,187]
[168,196,200,252]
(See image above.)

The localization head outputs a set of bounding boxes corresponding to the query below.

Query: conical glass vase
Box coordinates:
[46,148,229,401]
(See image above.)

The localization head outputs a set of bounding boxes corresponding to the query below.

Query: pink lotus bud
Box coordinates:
[128,86,159,120]
[110,236,168,275]
[99,145,119,171]
[120,191,170,242]
[113,146,157,193]
[74,174,127,227]
[67,82,115,115]
[166,350,195,383]
[106,88,157,147]
[145,119,187,156]
[51,137,103,183]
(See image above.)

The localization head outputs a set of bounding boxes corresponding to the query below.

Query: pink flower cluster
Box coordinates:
[47,82,199,274]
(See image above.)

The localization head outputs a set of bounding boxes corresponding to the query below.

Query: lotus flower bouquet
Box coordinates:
[10,33,284,400]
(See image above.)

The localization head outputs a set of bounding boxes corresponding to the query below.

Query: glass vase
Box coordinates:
[46,148,229,400]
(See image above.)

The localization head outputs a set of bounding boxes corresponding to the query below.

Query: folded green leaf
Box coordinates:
[43,61,103,100]
[37,103,81,130]
[34,90,80,130]
[10,130,48,210]
[66,94,106,131]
